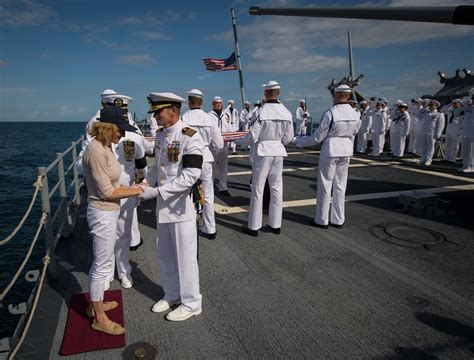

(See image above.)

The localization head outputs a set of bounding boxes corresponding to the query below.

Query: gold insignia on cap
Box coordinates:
[114,98,124,107]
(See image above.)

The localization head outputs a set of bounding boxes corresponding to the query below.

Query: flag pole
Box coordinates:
[231,8,246,108]
[348,31,357,102]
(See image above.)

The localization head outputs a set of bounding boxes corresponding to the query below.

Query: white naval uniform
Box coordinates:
[387,106,399,153]
[370,109,389,156]
[146,120,204,311]
[296,103,360,226]
[182,108,224,235]
[240,107,251,131]
[209,110,232,192]
[390,111,411,157]
[295,106,310,136]
[444,107,464,162]
[407,104,421,154]
[238,100,293,230]
[356,107,372,153]
[461,105,474,171]
[419,110,445,164]
[225,107,239,153]
[110,131,147,282]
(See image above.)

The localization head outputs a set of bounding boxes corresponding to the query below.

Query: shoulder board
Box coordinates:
[182,127,197,137]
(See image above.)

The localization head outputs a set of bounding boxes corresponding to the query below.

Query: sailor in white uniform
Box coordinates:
[370,100,389,156]
[407,98,422,154]
[460,95,474,173]
[295,84,360,228]
[182,89,224,240]
[356,100,372,153]
[209,97,232,196]
[444,99,464,162]
[139,92,204,322]
[239,101,252,131]
[390,102,411,158]
[237,80,294,237]
[225,100,239,155]
[295,99,310,136]
[419,100,445,166]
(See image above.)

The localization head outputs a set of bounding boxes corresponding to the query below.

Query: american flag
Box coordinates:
[202,52,238,72]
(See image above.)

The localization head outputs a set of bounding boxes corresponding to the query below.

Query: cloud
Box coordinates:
[117,54,154,65]
[0,59,7,68]
[0,0,56,27]
[135,31,170,41]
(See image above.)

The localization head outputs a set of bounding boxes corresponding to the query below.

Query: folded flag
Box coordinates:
[203,52,238,72]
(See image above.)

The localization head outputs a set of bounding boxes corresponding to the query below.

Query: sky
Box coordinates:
[0,0,473,122]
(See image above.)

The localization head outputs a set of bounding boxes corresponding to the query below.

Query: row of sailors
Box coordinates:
[352,96,474,171]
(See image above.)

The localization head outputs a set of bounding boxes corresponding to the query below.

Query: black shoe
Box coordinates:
[205,232,216,240]
[241,225,258,237]
[309,220,328,229]
[220,190,231,196]
[266,225,281,234]
[130,238,144,251]
[329,223,344,229]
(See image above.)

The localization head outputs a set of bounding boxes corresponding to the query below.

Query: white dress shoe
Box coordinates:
[120,275,133,289]
[166,305,202,322]
[151,299,180,313]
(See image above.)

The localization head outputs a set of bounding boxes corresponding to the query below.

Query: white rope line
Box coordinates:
[0,175,43,246]
[0,212,47,301]
[8,254,50,360]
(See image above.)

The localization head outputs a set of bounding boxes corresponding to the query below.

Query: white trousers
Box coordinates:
[371,132,385,156]
[316,156,350,226]
[444,130,461,162]
[356,131,369,152]
[248,156,284,230]
[391,127,407,157]
[420,133,436,163]
[213,146,229,191]
[408,125,418,153]
[295,121,307,136]
[87,206,119,302]
[200,162,216,234]
[461,137,474,169]
[156,220,202,311]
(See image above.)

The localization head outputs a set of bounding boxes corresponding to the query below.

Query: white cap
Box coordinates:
[423,98,431,104]
[212,96,223,103]
[228,99,235,104]
[299,99,306,103]
[100,88,118,100]
[334,85,351,93]
[262,80,281,90]
[452,99,463,104]
[396,99,404,105]
[102,94,134,105]
[430,100,441,107]
[399,102,408,108]
[147,92,185,113]
[187,89,204,98]
[360,100,368,105]
[244,100,251,105]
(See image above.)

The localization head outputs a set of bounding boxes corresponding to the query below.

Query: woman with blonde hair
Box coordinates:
[82,106,143,335]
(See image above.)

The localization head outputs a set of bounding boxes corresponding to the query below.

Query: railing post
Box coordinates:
[37,167,57,280]
[57,153,72,238]
[71,141,81,207]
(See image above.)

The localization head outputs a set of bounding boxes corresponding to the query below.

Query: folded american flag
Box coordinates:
[203,52,238,72]
[222,131,248,142]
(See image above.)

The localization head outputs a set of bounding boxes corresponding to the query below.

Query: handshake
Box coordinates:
[137,184,159,201]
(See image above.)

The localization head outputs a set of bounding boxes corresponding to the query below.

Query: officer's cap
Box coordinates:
[212,96,223,103]
[147,92,185,113]
[423,98,431,104]
[245,100,251,105]
[262,80,281,90]
[100,89,118,101]
[452,99,463,105]
[187,89,204,98]
[430,100,441,107]
[103,94,134,107]
[334,85,352,93]
[99,107,138,133]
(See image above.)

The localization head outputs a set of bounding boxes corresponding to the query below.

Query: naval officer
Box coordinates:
[390,102,411,158]
[444,99,464,163]
[370,99,389,157]
[295,84,360,228]
[139,92,204,321]
[237,80,294,237]
[419,100,445,166]
[355,100,372,153]
[182,89,224,240]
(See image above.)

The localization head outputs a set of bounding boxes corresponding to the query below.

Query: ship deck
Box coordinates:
[17,147,474,359]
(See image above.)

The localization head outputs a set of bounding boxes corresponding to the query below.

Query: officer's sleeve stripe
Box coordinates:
[182,154,203,169]
[135,156,147,169]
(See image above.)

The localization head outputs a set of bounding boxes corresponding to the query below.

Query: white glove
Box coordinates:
[291,136,298,145]
[138,184,159,200]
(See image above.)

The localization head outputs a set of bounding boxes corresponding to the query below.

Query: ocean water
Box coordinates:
[0,122,85,340]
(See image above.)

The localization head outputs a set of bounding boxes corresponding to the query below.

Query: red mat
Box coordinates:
[59,290,126,356]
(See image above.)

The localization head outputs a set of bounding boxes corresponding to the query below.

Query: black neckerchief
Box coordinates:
[333,102,349,105]
[213,109,222,116]
[265,99,279,104]
[190,107,201,110]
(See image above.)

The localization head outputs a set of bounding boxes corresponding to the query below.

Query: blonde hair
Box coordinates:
[89,122,119,145]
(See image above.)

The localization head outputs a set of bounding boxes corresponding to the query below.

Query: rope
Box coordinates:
[8,254,50,360]
[0,175,43,246]
[0,212,47,301]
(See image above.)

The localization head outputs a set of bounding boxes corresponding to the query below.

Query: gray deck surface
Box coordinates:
[16,147,474,359]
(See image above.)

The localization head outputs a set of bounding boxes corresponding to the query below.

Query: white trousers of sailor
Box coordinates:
[316,156,350,226]
[444,129,462,162]
[408,124,419,154]
[389,127,396,152]
[461,137,474,170]
[420,133,436,163]
[295,121,307,136]
[213,146,229,191]
[248,156,284,230]
[391,127,407,157]
[200,162,216,234]
[156,219,202,311]
[356,131,369,153]
[371,132,385,156]
[87,206,119,302]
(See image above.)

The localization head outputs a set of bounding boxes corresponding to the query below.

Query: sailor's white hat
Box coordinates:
[452,98,463,104]
[430,99,441,107]
[187,89,204,98]
[244,100,251,105]
[416,98,423,102]
[147,92,185,113]
[299,99,306,103]
[334,85,352,93]
[399,102,408,108]
[212,96,223,102]
[100,88,118,100]
[396,99,404,104]
[262,80,281,90]
[102,94,134,107]
[360,100,368,105]
[228,99,235,104]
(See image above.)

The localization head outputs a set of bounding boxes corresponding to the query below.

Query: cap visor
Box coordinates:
[118,122,139,133]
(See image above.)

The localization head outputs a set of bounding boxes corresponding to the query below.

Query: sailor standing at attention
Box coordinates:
[370,99,389,157]
[237,80,294,237]
[460,95,474,173]
[419,100,445,166]
[240,100,252,131]
[295,85,360,228]
[444,99,464,163]
[225,99,240,155]
[356,100,372,153]
[139,92,204,321]
[182,89,224,240]
[295,99,310,136]
[390,102,411,158]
